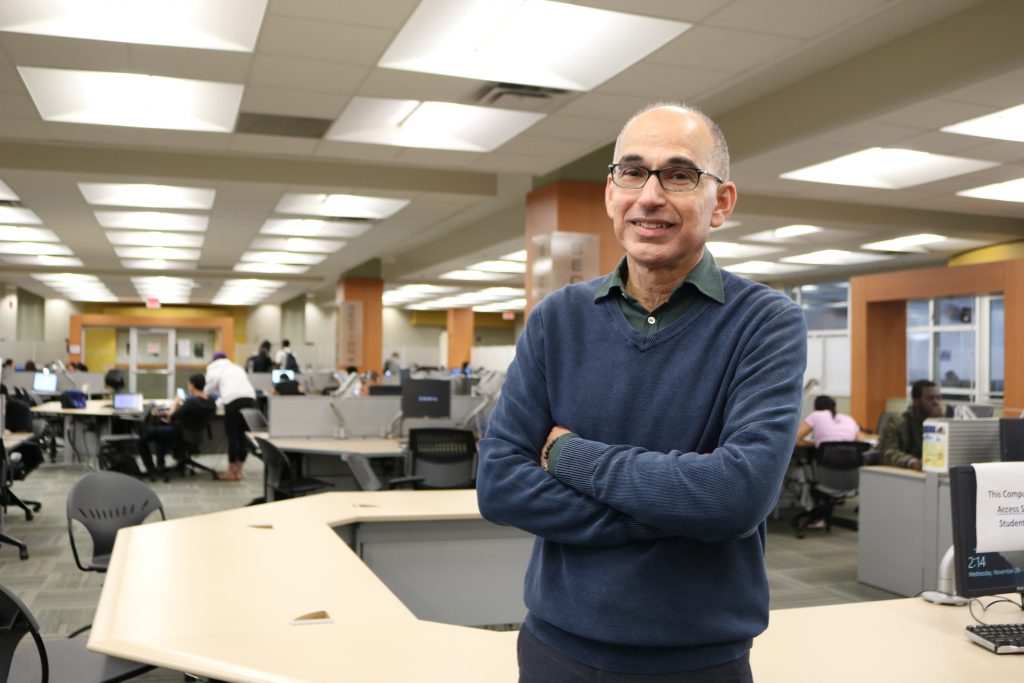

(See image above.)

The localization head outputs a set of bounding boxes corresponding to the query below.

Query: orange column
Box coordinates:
[447,308,474,371]
[336,277,383,372]
[525,180,622,314]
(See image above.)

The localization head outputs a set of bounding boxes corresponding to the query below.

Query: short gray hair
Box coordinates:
[611,102,730,182]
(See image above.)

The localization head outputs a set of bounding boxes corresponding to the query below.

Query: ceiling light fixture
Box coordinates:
[724,261,811,275]
[0,207,42,224]
[941,102,1024,143]
[438,269,512,282]
[260,218,370,239]
[861,234,947,253]
[0,226,60,242]
[467,260,526,274]
[379,0,689,91]
[248,237,345,253]
[956,177,1024,203]
[19,67,244,132]
[781,250,891,266]
[106,231,205,248]
[0,242,73,256]
[773,224,823,239]
[95,211,209,232]
[275,193,409,220]
[780,147,997,189]
[80,183,215,209]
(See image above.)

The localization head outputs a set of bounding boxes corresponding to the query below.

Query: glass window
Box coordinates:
[907,332,929,383]
[935,331,975,390]
[907,300,929,327]
[935,296,973,325]
[800,282,848,331]
[990,299,1004,393]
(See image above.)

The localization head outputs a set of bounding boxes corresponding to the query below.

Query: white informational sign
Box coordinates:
[177,338,192,358]
[921,419,947,472]
[530,231,600,304]
[974,462,1024,553]
[338,300,363,367]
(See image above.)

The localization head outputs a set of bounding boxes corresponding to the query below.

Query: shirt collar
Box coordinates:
[594,249,725,305]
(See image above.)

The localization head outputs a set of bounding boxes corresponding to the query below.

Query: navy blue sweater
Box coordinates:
[478,269,806,673]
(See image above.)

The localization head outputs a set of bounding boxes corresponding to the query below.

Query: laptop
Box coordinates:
[112,392,144,414]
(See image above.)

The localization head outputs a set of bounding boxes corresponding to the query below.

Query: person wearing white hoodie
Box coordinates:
[205,352,257,481]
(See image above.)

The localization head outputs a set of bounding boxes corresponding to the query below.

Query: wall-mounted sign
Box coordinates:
[531,231,600,304]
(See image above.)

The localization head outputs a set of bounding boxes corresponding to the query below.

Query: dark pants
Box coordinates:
[138,425,178,474]
[517,626,753,683]
[225,397,256,464]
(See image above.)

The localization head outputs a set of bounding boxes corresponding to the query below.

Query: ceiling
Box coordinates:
[1,0,1023,309]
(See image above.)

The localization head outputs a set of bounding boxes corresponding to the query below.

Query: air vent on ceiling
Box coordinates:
[234,112,334,139]
[474,82,569,112]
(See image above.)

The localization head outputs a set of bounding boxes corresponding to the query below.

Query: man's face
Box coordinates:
[915,386,943,418]
[605,108,736,275]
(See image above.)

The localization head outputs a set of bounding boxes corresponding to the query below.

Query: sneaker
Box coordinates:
[807,518,827,529]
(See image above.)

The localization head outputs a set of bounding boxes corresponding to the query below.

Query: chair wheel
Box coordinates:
[24,512,33,522]
[31,503,41,511]
[19,548,29,560]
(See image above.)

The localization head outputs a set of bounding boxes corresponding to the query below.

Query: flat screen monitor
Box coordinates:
[949,464,1024,598]
[272,369,295,383]
[1000,419,1024,462]
[32,372,58,393]
[401,379,450,419]
[112,392,143,412]
[368,385,402,396]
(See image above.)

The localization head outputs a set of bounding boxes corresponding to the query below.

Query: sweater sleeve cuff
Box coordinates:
[545,432,577,474]
[551,437,604,497]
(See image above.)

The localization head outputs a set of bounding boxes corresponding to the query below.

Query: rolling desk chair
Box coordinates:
[0,441,30,560]
[3,399,43,521]
[254,437,333,502]
[0,582,154,682]
[344,452,422,491]
[172,422,218,480]
[406,428,477,489]
[239,408,268,506]
[792,440,870,539]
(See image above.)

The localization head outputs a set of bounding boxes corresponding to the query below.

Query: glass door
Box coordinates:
[128,327,176,398]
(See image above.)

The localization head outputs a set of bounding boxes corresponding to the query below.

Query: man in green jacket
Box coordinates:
[878,379,943,470]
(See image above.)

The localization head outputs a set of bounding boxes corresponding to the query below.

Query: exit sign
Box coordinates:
[145,297,160,309]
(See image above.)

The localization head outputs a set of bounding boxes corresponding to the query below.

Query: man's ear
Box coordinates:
[710,182,737,229]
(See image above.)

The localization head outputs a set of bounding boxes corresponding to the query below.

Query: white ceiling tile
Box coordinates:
[894,131,994,155]
[496,135,597,160]
[0,65,27,93]
[135,129,234,152]
[526,114,620,144]
[957,140,1024,164]
[257,15,394,65]
[358,68,486,103]
[394,148,481,168]
[0,93,41,119]
[473,153,553,175]
[649,26,803,72]
[556,92,657,122]
[42,121,145,146]
[0,118,48,139]
[943,66,1024,109]
[249,55,369,93]
[705,0,888,39]
[240,87,348,119]
[598,62,730,100]
[267,0,419,29]
[876,98,994,130]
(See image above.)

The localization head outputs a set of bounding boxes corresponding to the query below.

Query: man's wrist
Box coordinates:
[544,432,578,473]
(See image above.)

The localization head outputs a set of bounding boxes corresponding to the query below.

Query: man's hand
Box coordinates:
[541,425,571,469]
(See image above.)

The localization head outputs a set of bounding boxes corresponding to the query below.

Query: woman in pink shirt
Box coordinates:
[796,395,873,448]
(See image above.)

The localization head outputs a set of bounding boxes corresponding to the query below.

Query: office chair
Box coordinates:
[2,399,43,521]
[791,441,869,539]
[66,471,165,573]
[343,452,422,492]
[171,422,218,480]
[406,428,477,489]
[0,582,154,682]
[253,437,333,502]
[0,442,30,560]
[239,408,269,506]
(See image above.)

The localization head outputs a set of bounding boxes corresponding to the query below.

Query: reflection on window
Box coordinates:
[936,331,975,390]
[907,332,929,383]
[798,282,848,331]
[936,296,973,325]
[907,299,929,327]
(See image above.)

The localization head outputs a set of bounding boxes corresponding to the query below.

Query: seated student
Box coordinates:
[796,395,873,448]
[272,376,303,396]
[878,379,943,471]
[138,374,216,477]
[1,384,44,478]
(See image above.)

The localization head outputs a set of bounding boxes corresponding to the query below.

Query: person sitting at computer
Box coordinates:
[272,375,303,395]
[877,379,944,471]
[138,374,216,477]
[795,395,873,448]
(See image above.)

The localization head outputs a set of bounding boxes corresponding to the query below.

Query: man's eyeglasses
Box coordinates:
[608,164,724,192]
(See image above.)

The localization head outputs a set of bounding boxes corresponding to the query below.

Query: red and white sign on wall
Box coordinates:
[145,297,160,309]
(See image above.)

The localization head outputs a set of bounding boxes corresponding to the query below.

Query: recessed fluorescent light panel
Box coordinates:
[248,237,344,253]
[94,211,209,232]
[0,0,267,51]
[121,259,196,270]
[467,260,526,274]
[80,184,215,209]
[705,242,777,260]
[132,277,196,304]
[957,177,1024,203]
[0,207,41,224]
[260,218,370,239]
[275,194,409,220]
[861,234,946,253]
[327,98,544,152]
[114,247,201,260]
[32,273,116,302]
[379,0,690,91]
[3,255,84,267]
[18,67,244,131]
[106,231,205,248]
[725,261,811,275]
[781,250,891,266]
[501,250,527,262]
[773,224,822,239]
[233,263,310,274]
[0,242,73,256]
[0,179,17,201]
[239,251,326,265]
[213,279,285,305]
[0,226,60,242]
[438,270,512,282]
[941,102,1024,143]
[780,147,997,189]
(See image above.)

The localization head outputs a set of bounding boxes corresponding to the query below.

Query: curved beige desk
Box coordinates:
[88,490,521,682]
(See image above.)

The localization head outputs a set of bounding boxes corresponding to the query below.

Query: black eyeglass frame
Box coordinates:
[607,163,724,192]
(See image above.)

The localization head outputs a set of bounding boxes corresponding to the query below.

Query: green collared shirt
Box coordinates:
[593,249,725,334]
[548,249,725,472]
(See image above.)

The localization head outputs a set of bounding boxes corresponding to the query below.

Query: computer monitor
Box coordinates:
[949,464,1024,598]
[112,392,143,412]
[1000,419,1024,462]
[368,385,402,396]
[272,369,295,383]
[401,379,450,419]
[32,372,58,393]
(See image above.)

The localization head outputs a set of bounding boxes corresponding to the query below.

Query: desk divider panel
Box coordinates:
[268,395,339,438]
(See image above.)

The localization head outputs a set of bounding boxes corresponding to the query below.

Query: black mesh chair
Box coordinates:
[67,471,165,573]
[791,441,870,538]
[0,582,154,682]
[406,428,477,489]
[254,437,333,502]
[0,441,30,560]
[343,452,421,492]
[3,399,43,521]
[172,422,218,480]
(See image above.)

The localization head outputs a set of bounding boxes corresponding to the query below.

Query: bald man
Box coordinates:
[478,104,807,682]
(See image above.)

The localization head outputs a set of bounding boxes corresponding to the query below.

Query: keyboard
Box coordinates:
[965,623,1024,654]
